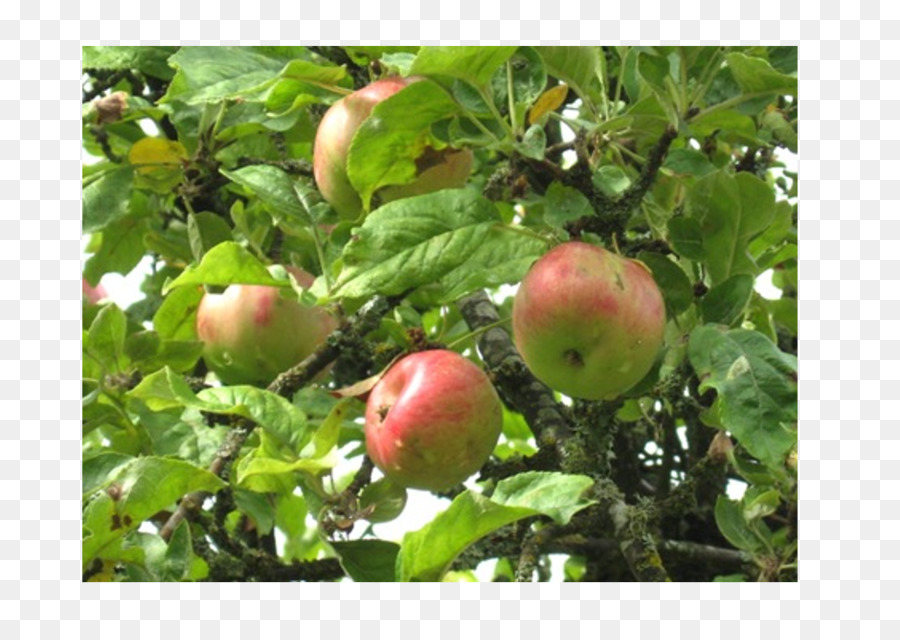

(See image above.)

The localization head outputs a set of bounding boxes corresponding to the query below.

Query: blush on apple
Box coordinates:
[313,77,473,220]
[195,267,337,386]
[364,349,503,492]
[82,277,108,304]
[512,242,666,400]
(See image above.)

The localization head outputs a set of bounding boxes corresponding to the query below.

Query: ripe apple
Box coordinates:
[512,242,666,400]
[313,77,473,219]
[364,349,503,492]
[195,267,337,385]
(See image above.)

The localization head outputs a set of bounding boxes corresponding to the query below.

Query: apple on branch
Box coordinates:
[313,77,473,220]
[512,242,666,400]
[195,267,337,386]
[364,349,503,492]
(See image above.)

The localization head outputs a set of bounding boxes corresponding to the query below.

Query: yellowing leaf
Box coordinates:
[128,138,187,175]
[528,83,568,124]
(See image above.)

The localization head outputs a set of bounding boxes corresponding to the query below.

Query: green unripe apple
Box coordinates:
[364,349,503,492]
[313,77,473,219]
[512,242,666,400]
[195,267,336,386]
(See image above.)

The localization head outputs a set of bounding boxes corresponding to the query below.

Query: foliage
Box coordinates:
[82,45,798,582]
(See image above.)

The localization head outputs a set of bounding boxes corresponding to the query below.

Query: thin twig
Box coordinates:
[159,295,396,542]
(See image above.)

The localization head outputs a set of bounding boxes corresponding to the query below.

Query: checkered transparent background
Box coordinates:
[0,0,889,636]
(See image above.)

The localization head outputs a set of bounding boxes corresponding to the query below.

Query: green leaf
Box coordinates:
[713,573,747,582]
[491,47,547,112]
[593,165,631,198]
[162,242,286,293]
[490,471,596,525]
[125,330,161,364]
[725,52,797,97]
[162,47,302,104]
[637,252,693,316]
[397,471,595,581]
[637,51,671,95]
[132,368,309,449]
[663,148,716,178]
[84,304,129,374]
[715,496,766,553]
[235,445,338,488]
[275,492,319,563]
[689,326,797,469]
[771,297,797,335]
[187,212,233,261]
[83,452,133,497]
[264,58,351,113]
[742,487,781,522]
[301,397,352,459]
[684,171,776,284]
[82,46,179,80]
[331,540,400,582]
[221,165,312,227]
[745,295,778,344]
[83,457,225,567]
[667,217,705,261]
[83,214,149,284]
[83,166,134,234]
[359,478,408,524]
[409,46,518,87]
[517,124,546,160]
[343,46,420,66]
[437,225,548,303]
[535,47,603,112]
[760,108,797,153]
[397,491,534,582]
[158,521,199,581]
[689,109,759,145]
[197,385,309,450]
[636,51,678,123]
[750,200,795,259]
[700,273,755,326]
[330,190,500,299]
[767,46,798,75]
[346,80,461,210]
[543,181,595,227]
[153,284,204,341]
[232,488,277,535]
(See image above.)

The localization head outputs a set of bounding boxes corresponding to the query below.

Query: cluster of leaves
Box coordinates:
[82,46,797,582]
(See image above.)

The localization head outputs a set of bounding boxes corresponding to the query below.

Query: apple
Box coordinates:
[512,242,666,400]
[313,77,473,219]
[364,349,503,491]
[195,267,337,385]
[82,277,108,304]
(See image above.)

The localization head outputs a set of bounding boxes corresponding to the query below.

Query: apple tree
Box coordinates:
[82,46,798,582]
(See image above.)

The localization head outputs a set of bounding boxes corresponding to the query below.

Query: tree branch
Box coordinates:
[565,124,677,240]
[457,290,574,453]
[159,295,396,542]
[457,290,671,581]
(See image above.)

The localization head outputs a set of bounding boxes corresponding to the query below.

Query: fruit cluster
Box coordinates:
[195,78,666,494]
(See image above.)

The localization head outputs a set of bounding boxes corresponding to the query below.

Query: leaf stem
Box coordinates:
[689,91,777,122]
[506,61,518,135]
[478,85,516,141]
[310,224,332,294]
[445,316,512,350]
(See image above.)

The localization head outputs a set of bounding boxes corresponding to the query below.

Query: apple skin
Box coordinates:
[512,242,666,400]
[195,267,337,386]
[364,349,503,492]
[313,77,473,219]
[82,277,108,304]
